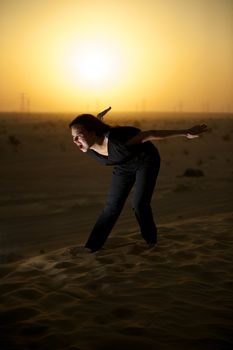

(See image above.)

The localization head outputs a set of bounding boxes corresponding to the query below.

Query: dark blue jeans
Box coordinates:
[85,159,160,252]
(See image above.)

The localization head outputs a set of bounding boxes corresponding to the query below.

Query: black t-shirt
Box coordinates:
[87,126,160,169]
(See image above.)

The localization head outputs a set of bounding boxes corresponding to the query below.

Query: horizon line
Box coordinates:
[0,110,233,115]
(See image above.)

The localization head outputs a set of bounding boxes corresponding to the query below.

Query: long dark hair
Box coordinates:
[69,114,111,137]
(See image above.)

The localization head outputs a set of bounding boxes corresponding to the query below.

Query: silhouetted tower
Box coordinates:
[202,101,209,113]
[141,99,147,112]
[26,97,30,114]
[20,93,25,113]
[225,104,230,113]
[178,100,183,113]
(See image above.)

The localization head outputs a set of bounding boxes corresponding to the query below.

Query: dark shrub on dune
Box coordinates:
[222,134,231,141]
[182,168,204,177]
[8,135,20,146]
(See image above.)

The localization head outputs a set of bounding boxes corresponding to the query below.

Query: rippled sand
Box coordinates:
[1,211,233,350]
[0,113,233,349]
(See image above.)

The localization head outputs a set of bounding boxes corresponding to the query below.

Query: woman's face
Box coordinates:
[71,125,96,152]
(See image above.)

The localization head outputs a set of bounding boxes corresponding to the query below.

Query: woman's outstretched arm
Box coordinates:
[127,124,207,145]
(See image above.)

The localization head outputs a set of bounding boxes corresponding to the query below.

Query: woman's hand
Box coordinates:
[186,124,207,139]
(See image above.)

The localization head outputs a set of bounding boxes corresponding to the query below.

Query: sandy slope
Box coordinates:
[1,211,233,350]
[0,112,233,349]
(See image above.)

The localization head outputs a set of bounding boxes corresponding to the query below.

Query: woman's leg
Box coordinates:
[132,164,160,244]
[85,171,135,252]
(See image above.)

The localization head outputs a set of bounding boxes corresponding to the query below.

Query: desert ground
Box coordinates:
[0,111,233,350]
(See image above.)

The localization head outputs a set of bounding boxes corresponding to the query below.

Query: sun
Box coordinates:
[68,42,121,88]
[78,49,113,83]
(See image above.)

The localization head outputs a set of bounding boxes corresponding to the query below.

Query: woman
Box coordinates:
[69,108,207,253]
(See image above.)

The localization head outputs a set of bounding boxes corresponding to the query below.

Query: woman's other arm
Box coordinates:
[96,106,111,120]
[127,124,207,145]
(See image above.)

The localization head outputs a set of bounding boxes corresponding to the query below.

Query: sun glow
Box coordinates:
[1,0,232,112]
[67,42,122,88]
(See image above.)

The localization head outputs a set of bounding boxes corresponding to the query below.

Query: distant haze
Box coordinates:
[1,0,233,113]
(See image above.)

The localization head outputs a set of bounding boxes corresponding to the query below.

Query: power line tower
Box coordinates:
[26,97,30,114]
[202,101,209,113]
[178,100,183,113]
[20,93,25,113]
[20,93,30,114]
[141,99,147,112]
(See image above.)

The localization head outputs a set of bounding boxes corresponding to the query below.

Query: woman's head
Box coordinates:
[69,114,110,137]
[69,114,111,152]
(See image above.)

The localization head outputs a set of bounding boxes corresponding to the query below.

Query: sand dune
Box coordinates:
[0,112,233,349]
[1,211,233,350]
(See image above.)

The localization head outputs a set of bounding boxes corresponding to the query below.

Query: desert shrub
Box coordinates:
[59,142,66,152]
[222,134,231,141]
[8,135,20,146]
[183,149,190,155]
[182,168,204,177]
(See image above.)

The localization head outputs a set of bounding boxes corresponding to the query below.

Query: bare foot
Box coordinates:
[67,246,91,257]
[147,243,157,249]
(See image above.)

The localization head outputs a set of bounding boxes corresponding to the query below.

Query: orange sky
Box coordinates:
[0,0,233,113]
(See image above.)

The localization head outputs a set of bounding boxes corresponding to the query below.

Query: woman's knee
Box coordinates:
[103,200,123,216]
[132,200,151,214]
